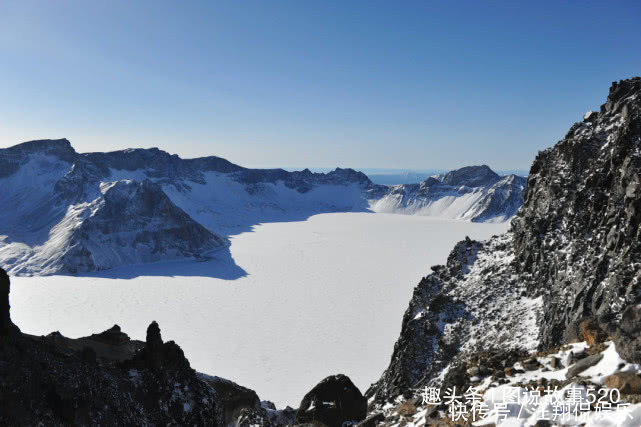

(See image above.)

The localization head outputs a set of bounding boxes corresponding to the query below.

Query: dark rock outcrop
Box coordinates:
[199,375,261,425]
[610,304,641,363]
[0,267,272,426]
[296,374,368,426]
[0,268,19,337]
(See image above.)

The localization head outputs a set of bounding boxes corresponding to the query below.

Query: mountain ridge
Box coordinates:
[0,140,524,275]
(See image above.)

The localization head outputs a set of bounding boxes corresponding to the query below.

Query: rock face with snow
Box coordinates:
[368,77,641,404]
[370,165,526,222]
[51,179,225,274]
[0,140,523,275]
[513,78,641,347]
[367,233,540,402]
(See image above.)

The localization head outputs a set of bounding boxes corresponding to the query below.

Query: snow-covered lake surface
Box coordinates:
[10,212,508,407]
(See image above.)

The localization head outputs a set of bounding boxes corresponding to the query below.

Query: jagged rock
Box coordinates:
[199,374,261,425]
[124,320,192,374]
[566,354,603,378]
[611,305,641,363]
[0,268,19,336]
[604,372,641,394]
[513,77,641,346]
[145,320,164,371]
[87,324,130,345]
[296,374,367,427]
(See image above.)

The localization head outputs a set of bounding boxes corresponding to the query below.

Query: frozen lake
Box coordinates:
[10,212,508,407]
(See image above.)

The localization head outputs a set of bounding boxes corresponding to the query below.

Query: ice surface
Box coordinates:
[10,212,507,407]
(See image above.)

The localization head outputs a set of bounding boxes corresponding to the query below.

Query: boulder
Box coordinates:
[199,375,260,425]
[612,305,641,364]
[566,354,603,378]
[296,374,367,427]
[522,358,542,371]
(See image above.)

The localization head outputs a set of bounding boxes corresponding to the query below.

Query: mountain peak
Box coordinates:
[8,138,76,158]
[440,164,500,187]
[601,76,641,115]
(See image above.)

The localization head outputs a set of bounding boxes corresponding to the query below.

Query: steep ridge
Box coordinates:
[0,141,524,275]
[370,165,526,222]
[368,77,641,405]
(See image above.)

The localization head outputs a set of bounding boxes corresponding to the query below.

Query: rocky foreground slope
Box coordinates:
[0,139,523,275]
[365,78,641,422]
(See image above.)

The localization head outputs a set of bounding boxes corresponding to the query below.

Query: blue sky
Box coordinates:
[1,1,640,170]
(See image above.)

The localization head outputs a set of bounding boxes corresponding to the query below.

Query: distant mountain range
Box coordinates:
[0,140,526,274]
[370,165,526,222]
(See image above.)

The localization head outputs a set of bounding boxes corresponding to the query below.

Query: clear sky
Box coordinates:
[1,1,640,170]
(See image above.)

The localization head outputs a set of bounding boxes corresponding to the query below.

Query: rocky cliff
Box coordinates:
[368,77,641,405]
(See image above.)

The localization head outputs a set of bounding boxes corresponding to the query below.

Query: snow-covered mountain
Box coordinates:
[0,140,524,274]
[369,165,526,222]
